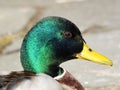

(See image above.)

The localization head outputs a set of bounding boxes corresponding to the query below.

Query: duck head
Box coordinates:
[20,16,112,77]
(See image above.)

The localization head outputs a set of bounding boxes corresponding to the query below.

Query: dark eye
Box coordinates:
[62,31,72,38]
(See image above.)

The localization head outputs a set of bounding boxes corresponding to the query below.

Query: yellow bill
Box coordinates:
[76,42,113,66]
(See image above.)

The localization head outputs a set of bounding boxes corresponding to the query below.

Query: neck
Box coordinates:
[20,41,63,77]
[46,65,64,77]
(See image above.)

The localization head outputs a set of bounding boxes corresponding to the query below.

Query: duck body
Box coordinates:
[0,71,63,90]
[0,69,84,90]
[0,16,112,90]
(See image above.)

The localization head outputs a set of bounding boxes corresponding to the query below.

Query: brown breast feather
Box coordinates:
[54,70,84,90]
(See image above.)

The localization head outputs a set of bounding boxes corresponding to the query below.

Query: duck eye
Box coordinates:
[62,31,72,38]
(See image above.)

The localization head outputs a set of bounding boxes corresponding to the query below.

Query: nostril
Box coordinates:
[88,48,92,52]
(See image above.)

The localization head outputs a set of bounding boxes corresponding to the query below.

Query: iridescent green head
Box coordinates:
[20,16,112,77]
[20,16,83,76]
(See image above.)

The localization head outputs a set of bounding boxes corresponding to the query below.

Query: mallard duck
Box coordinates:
[0,16,112,90]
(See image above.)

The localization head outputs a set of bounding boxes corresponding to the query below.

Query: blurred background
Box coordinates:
[0,0,120,90]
